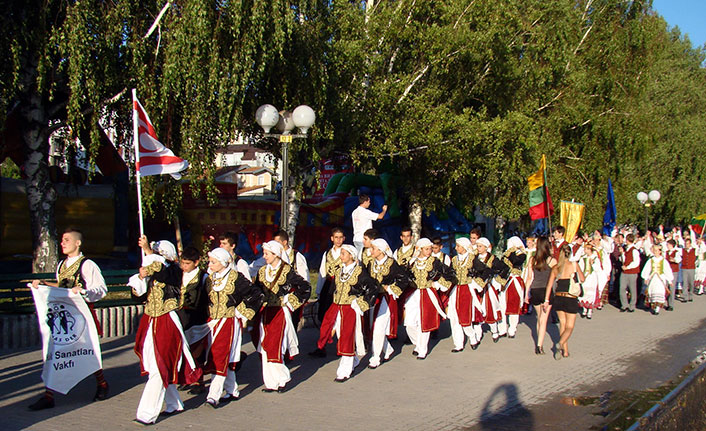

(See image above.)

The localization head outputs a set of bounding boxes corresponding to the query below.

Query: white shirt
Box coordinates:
[182,267,201,287]
[57,254,107,303]
[352,206,379,242]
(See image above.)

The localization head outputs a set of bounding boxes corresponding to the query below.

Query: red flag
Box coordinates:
[133,98,188,179]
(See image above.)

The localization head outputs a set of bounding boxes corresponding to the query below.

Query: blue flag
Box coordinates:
[602,179,616,235]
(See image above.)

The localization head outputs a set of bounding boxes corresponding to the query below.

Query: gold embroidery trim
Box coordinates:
[258,264,292,306]
[396,246,415,266]
[287,293,303,310]
[325,250,342,277]
[412,258,435,289]
[208,271,237,319]
[145,280,179,317]
[355,297,370,313]
[57,256,86,288]
[143,261,163,278]
[452,255,472,285]
[236,302,255,321]
[333,266,362,305]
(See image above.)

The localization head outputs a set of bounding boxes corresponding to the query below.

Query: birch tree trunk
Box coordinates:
[409,201,422,242]
[285,183,300,246]
[21,89,57,273]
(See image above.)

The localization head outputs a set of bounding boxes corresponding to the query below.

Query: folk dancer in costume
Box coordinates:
[681,237,697,301]
[219,231,253,281]
[552,226,568,259]
[394,226,416,267]
[591,233,612,310]
[278,228,310,330]
[641,244,674,315]
[619,234,641,313]
[314,227,345,326]
[500,236,527,338]
[175,247,210,394]
[351,194,387,257]
[474,238,508,343]
[577,243,606,319]
[28,228,109,411]
[130,237,201,424]
[405,238,456,359]
[365,239,409,368]
[313,245,378,381]
[254,241,311,392]
[448,237,481,352]
[360,228,379,268]
[202,248,263,407]
[695,237,706,295]
[664,239,681,311]
[431,236,453,309]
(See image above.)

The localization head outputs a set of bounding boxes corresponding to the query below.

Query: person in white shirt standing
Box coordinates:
[351,194,387,257]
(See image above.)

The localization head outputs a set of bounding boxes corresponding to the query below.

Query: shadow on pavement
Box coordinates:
[475,383,534,431]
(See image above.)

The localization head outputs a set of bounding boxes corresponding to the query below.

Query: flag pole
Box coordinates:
[132,88,145,239]
[543,154,552,235]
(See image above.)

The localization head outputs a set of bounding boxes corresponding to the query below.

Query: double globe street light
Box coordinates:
[637,190,661,233]
[255,104,316,232]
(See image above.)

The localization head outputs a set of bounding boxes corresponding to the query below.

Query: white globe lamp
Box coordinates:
[255,104,279,133]
[292,105,316,135]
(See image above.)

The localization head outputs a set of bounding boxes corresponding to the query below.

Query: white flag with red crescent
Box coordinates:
[133,98,189,179]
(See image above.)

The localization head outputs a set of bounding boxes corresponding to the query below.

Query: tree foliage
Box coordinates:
[2,0,706,270]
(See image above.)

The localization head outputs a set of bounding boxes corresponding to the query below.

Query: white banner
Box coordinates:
[29,284,103,395]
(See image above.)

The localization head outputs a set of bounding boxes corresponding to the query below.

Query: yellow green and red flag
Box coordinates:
[528,154,554,220]
[690,214,706,235]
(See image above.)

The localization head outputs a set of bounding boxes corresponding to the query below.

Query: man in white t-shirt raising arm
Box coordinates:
[352,194,387,257]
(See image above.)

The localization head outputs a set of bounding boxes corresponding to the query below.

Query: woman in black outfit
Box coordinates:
[543,243,585,360]
[526,237,556,354]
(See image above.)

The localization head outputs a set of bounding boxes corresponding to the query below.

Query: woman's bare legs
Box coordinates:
[557,311,576,357]
[536,304,552,349]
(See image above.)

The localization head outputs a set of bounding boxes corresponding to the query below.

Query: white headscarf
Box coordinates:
[371,238,393,258]
[152,240,178,262]
[506,236,525,251]
[416,238,433,248]
[456,237,472,253]
[208,247,233,268]
[341,244,358,262]
[477,237,491,250]
[262,240,290,264]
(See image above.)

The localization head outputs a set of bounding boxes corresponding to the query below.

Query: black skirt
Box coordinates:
[551,295,580,314]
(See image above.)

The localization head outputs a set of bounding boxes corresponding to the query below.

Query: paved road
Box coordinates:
[2,297,706,431]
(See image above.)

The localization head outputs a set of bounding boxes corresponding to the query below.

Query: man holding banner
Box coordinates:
[28,228,109,410]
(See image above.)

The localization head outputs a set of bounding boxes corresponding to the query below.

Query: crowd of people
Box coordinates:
[26,195,706,425]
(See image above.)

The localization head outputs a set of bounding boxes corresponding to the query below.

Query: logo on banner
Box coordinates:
[46,302,85,345]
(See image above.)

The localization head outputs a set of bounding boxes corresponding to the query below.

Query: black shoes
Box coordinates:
[28,396,54,411]
[470,343,479,350]
[94,384,109,401]
[261,388,277,393]
[666,306,674,311]
[534,346,545,355]
[308,348,326,358]
[334,377,349,383]
[451,348,464,353]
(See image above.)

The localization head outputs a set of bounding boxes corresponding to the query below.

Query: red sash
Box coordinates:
[134,314,202,386]
[455,285,473,326]
[204,317,236,376]
[317,304,359,356]
[260,306,287,363]
[420,289,441,333]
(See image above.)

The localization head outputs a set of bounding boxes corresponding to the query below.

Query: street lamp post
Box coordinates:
[255,104,316,234]
[636,190,661,232]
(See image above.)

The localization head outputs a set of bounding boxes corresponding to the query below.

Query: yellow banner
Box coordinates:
[559,200,585,242]
[527,154,546,191]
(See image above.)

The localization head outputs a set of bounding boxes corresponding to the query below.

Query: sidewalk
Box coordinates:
[2,297,705,431]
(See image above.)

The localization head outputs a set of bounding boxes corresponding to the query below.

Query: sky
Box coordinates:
[652,0,706,48]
